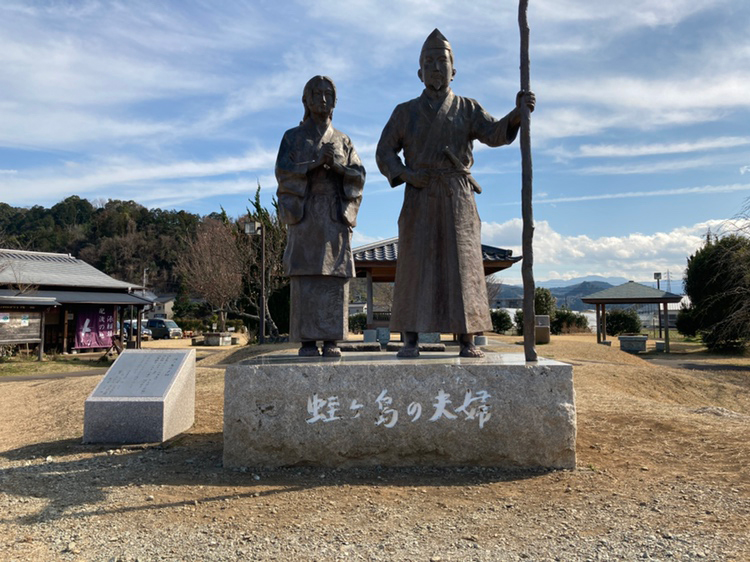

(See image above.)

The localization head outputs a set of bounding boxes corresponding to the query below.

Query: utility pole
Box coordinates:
[654,272,662,338]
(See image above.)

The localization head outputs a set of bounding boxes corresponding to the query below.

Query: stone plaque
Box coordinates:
[84,349,195,444]
[224,352,576,469]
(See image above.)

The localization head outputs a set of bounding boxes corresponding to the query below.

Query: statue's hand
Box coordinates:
[401,168,430,188]
[321,142,336,163]
[516,90,536,113]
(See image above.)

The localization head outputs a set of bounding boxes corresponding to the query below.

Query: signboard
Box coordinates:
[0,310,42,343]
[75,305,115,349]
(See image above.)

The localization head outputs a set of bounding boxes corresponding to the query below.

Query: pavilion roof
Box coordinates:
[581,280,683,304]
[352,237,519,264]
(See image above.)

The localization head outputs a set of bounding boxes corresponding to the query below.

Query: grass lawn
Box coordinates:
[0,355,113,377]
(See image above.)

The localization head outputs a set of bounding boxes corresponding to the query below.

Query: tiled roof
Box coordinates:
[582,281,682,303]
[0,289,152,306]
[0,249,140,291]
[352,237,519,263]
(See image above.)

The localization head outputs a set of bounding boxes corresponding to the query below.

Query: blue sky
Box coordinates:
[1,0,749,287]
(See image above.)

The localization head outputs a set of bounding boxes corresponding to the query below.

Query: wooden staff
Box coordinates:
[519,0,537,362]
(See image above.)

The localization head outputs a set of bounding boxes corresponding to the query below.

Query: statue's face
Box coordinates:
[419,47,455,92]
[305,78,336,116]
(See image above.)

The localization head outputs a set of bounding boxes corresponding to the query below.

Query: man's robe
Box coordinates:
[276,120,365,341]
[376,90,519,334]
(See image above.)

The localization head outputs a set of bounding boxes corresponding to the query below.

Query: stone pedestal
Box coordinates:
[618,334,647,353]
[224,352,575,469]
[535,315,551,344]
[419,332,442,343]
[84,350,195,444]
[363,329,377,343]
[376,327,390,345]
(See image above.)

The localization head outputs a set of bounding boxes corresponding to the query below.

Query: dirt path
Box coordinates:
[1,335,749,560]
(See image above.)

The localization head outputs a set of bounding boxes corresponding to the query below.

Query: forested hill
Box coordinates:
[0,196,205,292]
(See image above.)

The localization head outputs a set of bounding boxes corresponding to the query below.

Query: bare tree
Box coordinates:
[373,282,394,311]
[486,273,503,308]
[177,218,243,332]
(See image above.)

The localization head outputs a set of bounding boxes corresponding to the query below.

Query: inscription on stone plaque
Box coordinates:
[92,352,186,398]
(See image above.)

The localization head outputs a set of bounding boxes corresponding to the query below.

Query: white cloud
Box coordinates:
[552,137,750,159]
[535,184,750,203]
[481,218,732,285]
[0,150,278,205]
[575,157,739,176]
[352,230,384,247]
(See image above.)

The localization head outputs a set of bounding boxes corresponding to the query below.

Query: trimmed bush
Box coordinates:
[605,308,642,336]
[490,309,513,333]
[551,308,589,334]
[349,312,367,334]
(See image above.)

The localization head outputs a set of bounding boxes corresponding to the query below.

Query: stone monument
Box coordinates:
[276,75,365,358]
[376,29,535,358]
[224,351,575,469]
[84,349,195,444]
[223,44,575,471]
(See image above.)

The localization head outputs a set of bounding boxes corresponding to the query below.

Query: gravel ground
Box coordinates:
[1,335,749,561]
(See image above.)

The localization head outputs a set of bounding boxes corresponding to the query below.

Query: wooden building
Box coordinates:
[0,249,151,354]
[352,237,521,329]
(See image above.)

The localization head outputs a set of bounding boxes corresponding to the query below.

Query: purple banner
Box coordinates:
[75,305,115,349]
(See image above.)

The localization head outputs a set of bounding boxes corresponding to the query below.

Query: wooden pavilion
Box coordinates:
[352,237,521,329]
[581,281,683,352]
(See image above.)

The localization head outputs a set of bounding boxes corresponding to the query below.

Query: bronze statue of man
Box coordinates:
[276,76,365,357]
[376,29,535,358]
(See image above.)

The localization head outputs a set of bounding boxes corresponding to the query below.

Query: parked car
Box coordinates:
[146,318,183,339]
[122,320,152,340]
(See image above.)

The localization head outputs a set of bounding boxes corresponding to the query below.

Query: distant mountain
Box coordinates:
[550,281,614,310]
[492,279,616,311]
[491,275,683,311]
[536,275,629,288]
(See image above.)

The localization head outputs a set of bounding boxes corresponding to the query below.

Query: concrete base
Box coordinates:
[339,342,382,352]
[205,332,232,346]
[386,342,446,352]
[224,352,576,469]
[84,350,195,444]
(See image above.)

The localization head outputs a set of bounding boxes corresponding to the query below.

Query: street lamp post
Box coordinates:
[245,221,266,344]
[654,272,662,338]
